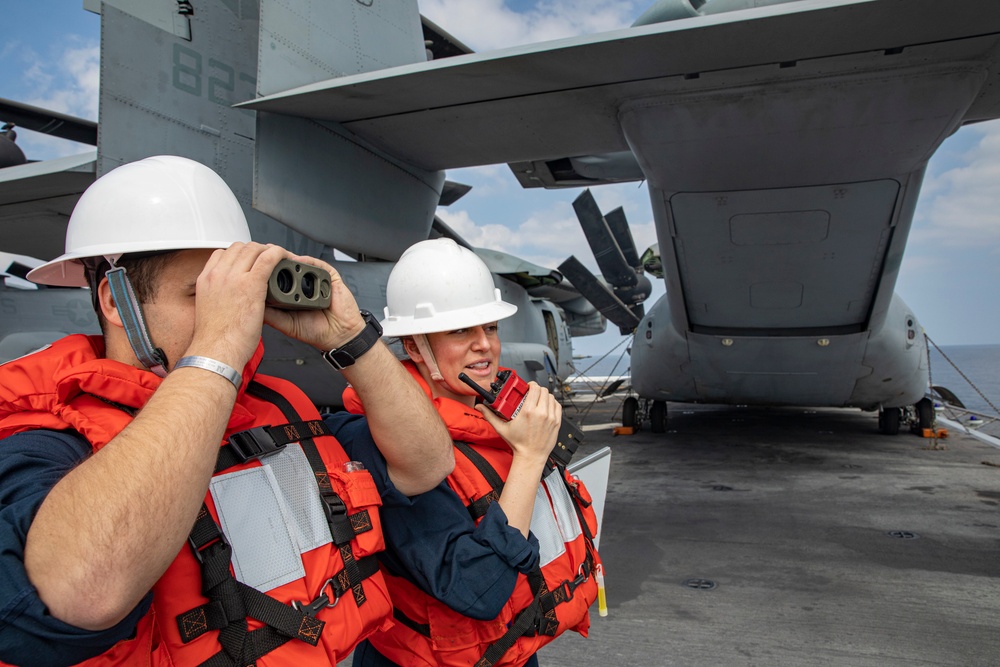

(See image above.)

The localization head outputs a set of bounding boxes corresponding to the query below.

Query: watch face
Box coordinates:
[360,309,383,336]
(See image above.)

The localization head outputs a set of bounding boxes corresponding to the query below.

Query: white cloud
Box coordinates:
[446,165,515,199]
[10,38,99,160]
[911,120,1000,250]
[421,0,641,51]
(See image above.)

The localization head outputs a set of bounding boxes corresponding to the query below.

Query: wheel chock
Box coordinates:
[921,427,948,439]
[613,426,635,436]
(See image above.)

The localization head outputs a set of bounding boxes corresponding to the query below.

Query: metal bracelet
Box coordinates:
[174,355,242,390]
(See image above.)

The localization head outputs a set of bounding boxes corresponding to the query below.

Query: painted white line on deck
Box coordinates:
[581,422,620,432]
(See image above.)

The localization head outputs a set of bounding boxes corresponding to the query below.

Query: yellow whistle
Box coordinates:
[595,564,608,617]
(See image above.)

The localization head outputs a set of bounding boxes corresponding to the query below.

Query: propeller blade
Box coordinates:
[0,98,97,146]
[571,189,636,288]
[558,256,640,331]
[604,206,641,270]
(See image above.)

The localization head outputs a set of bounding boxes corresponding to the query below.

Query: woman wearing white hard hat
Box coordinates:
[344,238,601,667]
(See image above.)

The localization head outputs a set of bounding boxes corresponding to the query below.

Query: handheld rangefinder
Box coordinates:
[266,259,332,310]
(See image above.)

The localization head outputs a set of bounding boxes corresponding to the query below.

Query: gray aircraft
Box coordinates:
[237,0,1000,433]
[4,0,996,431]
[0,0,632,407]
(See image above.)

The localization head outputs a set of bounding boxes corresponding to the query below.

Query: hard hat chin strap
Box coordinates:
[413,334,444,383]
[105,263,169,378]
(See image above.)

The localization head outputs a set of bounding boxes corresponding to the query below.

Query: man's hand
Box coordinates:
[185,242,288,371]
[263,252,367,353]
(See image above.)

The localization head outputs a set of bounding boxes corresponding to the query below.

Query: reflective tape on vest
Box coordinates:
[209,443,331,591]
[529,474,584,567]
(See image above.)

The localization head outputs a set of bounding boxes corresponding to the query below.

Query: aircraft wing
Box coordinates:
[0,152,96,260]
[241,0,1000,181]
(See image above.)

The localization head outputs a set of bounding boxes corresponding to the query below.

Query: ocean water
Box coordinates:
[927,344,1000,415]
[571,343,1000,417]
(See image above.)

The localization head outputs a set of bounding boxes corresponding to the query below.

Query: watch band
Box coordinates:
[323,310,383,370]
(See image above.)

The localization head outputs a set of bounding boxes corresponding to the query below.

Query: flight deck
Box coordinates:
[538,395,1000,666]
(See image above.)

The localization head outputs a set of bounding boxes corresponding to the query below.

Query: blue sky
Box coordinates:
[3,0,1000,358]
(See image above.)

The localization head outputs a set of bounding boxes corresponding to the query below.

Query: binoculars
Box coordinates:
[266,259,332,310]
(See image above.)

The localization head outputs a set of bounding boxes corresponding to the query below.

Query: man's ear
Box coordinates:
[97,277,124,329]
[401,336,422,362]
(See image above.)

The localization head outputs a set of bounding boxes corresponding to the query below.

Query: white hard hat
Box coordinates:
[382,238,517,337]
[28,155,251,286]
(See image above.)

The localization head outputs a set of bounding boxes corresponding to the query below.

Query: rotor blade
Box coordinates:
[558,256,640,331]
[571,189,636,288]
[603,206,641,270]
[0,98,97,146]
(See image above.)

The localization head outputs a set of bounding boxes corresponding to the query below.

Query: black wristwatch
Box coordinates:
[322,310,383,370]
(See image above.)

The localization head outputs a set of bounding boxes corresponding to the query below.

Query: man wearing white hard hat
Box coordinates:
[343,239,601,667]
[0,156,453,666]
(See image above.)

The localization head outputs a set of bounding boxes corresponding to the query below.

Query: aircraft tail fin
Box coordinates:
[256,0,427,96]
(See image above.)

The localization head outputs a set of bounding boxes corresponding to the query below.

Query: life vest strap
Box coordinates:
[181,506,327,647]
[392,607,431,638]
[454,442,505,522]
[214,419,332,473]
[475,554,595,667]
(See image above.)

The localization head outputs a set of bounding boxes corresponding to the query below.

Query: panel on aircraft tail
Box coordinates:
[253,0,441,260]
[253,112,443,260]
[257,0,425,95]
[668,181,900,332]
[686,332,869,406]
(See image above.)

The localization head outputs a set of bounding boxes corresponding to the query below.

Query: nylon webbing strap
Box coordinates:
[214,419,333,473]
[392,607,431,637]
[105,266,168,377]
[246,381,372,607]
[474,555,594,667]
[180,506,325,665]
[454,442,505,522]
[527,569,560,637]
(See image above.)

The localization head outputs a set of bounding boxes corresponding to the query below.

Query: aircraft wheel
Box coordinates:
[650,400,667,434]
[915,397,934,430]
[622,397,639,428]
[878,407,900,435]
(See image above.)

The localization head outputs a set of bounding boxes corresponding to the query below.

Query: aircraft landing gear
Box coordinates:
[878,407,901,435]
[914,397,934,431]
[622,396,639,429]
[650,400,668,434]
[621,397,668,434]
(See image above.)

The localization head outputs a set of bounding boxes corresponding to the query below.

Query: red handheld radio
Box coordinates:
[459,369,586,469]
[457,369,529,421]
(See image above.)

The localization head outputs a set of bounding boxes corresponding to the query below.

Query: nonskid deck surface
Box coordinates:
[541,397,1000,666]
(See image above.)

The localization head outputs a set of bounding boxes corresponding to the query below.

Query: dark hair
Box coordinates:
[82,251,180,333]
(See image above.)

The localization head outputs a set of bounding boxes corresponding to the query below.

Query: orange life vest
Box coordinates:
[0,334,393,666]
[343,361,601,667]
